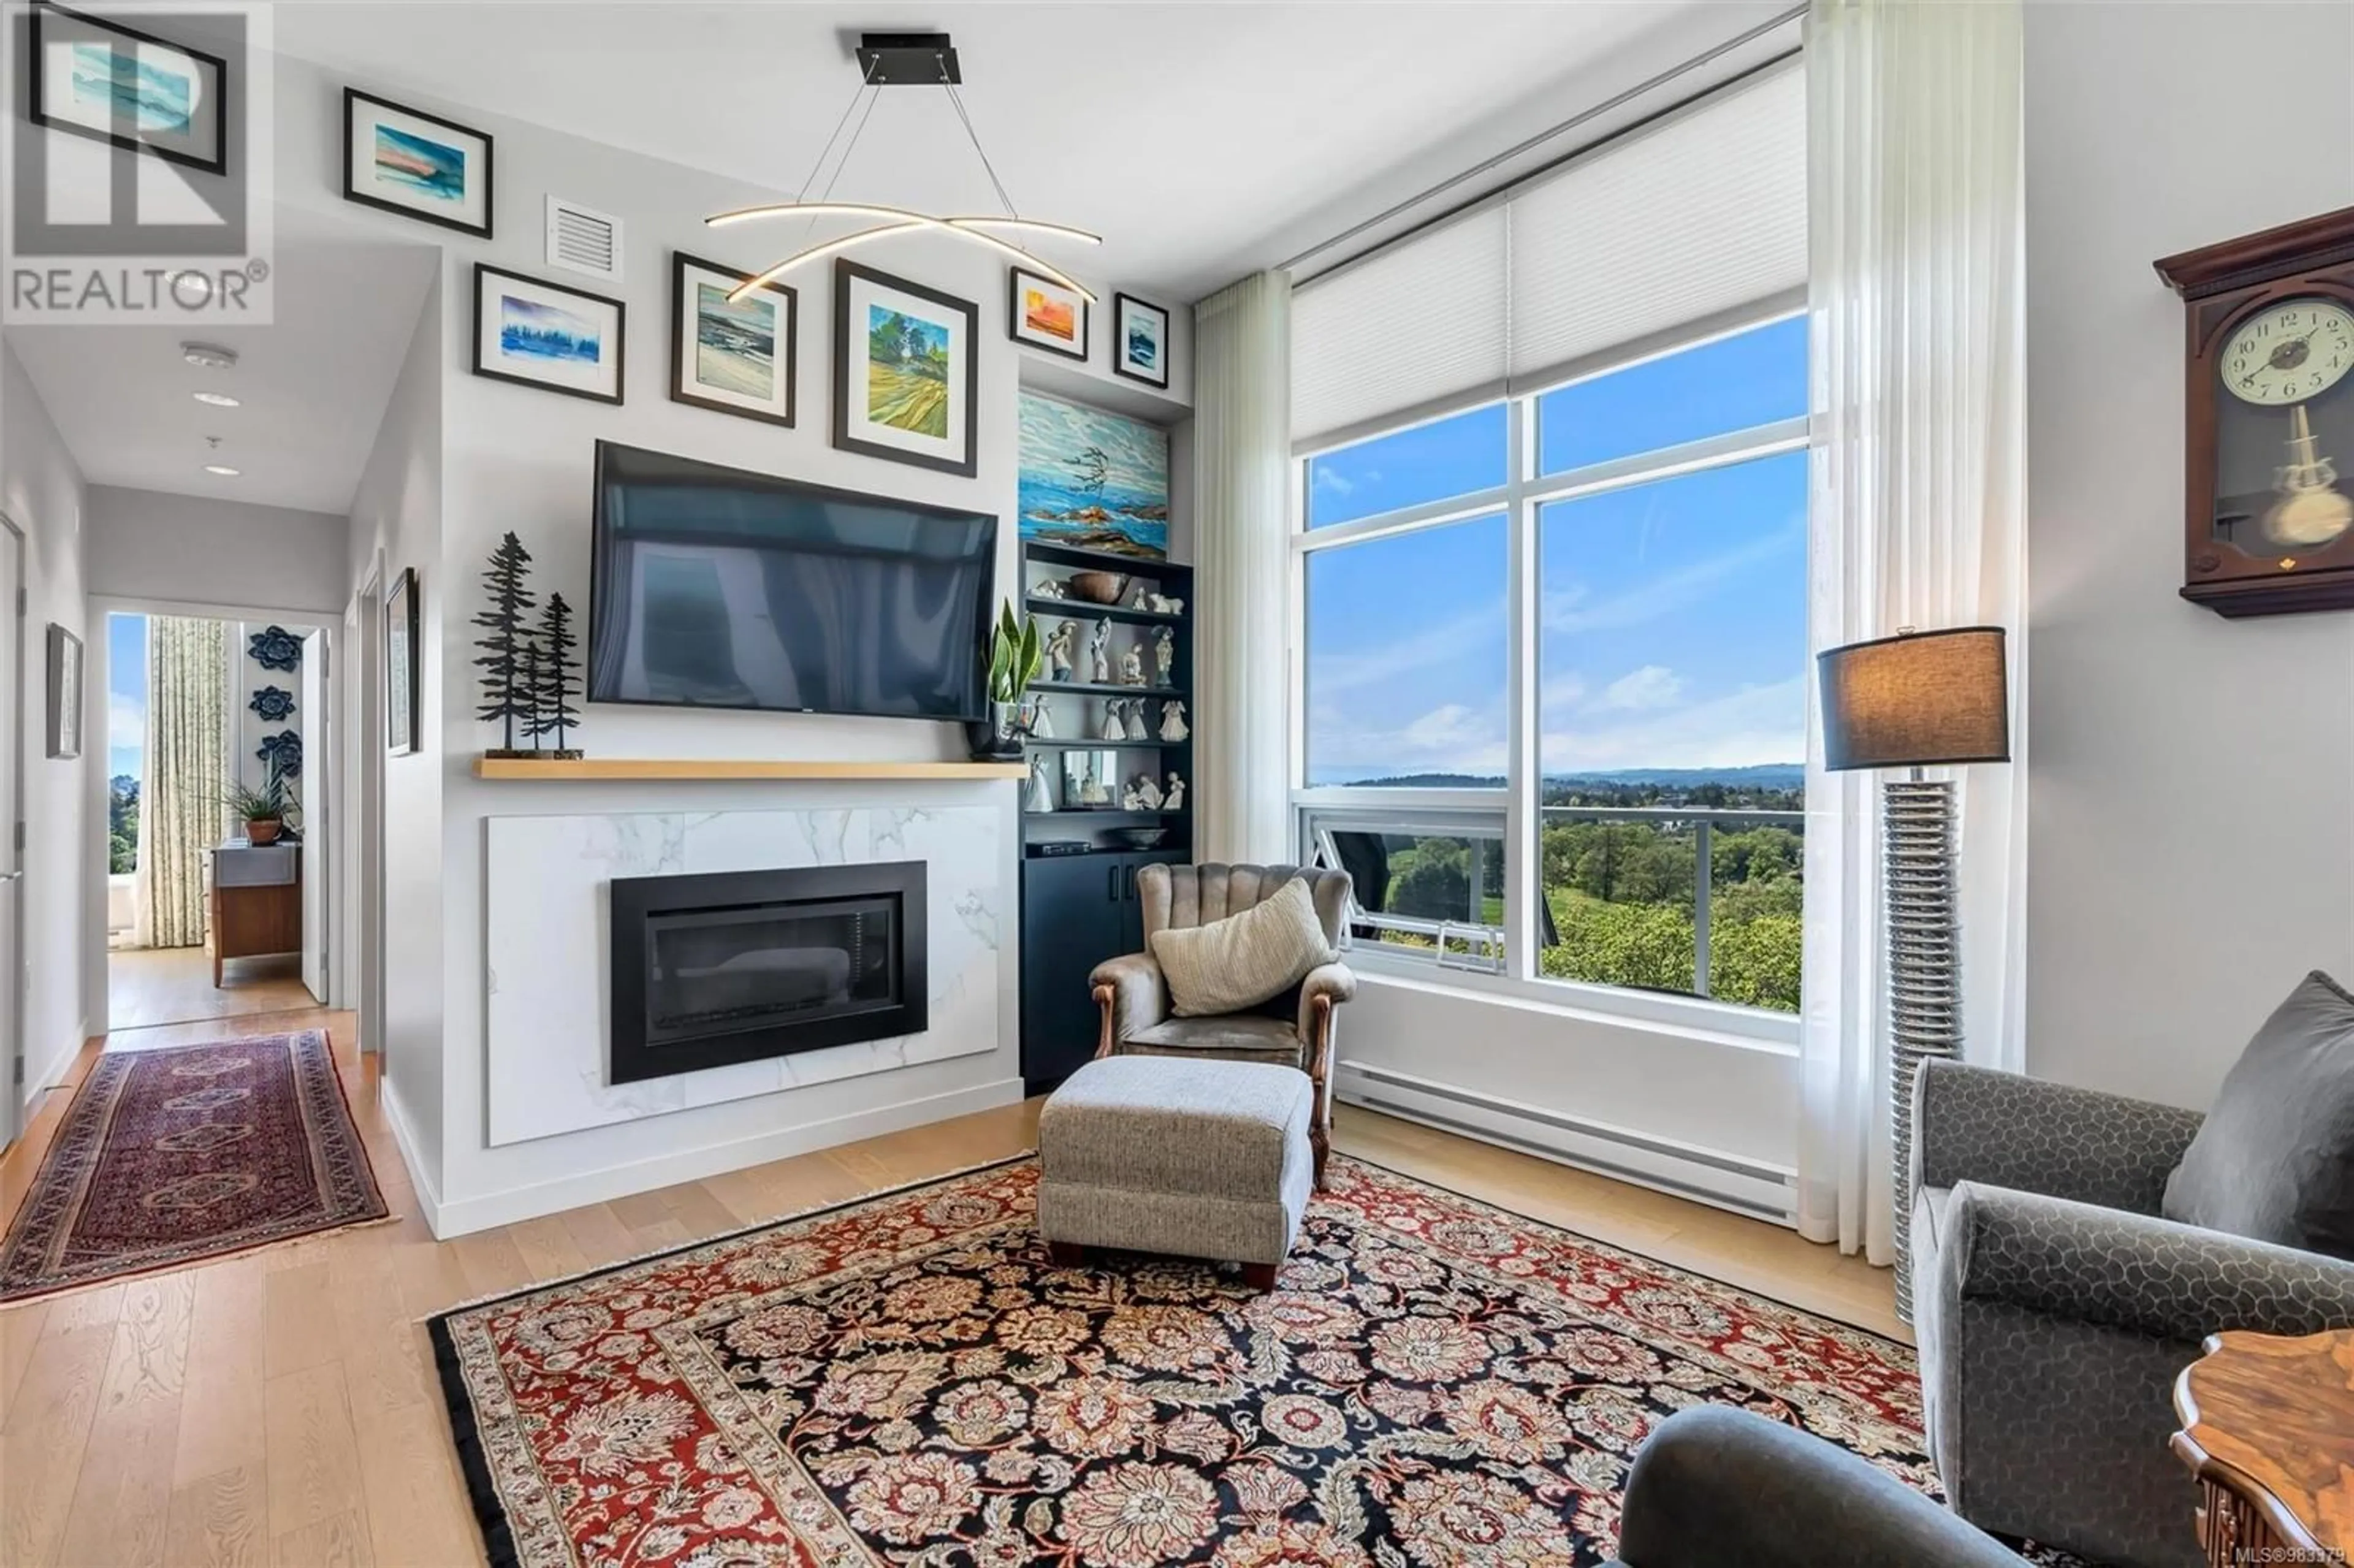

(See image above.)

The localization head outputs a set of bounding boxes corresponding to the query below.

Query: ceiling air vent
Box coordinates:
[545,196,622,282]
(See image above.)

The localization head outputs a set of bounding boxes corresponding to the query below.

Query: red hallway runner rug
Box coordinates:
[430,1155,2067,1567]
[0,1030,389,1303]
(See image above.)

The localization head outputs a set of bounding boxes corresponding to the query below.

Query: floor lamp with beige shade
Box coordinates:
[1818,626,2011,1320]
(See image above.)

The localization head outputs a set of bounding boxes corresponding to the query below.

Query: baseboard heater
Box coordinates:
[1335,1060,1797,1225]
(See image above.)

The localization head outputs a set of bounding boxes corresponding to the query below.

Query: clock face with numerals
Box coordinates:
[2221,296,2354,405]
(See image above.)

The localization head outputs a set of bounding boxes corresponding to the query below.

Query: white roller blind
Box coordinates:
[1290,61,1805,447]
[1289,208,1507,448]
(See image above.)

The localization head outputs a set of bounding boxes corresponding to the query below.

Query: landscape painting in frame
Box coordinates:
[671,252,795,425]
[1008,265,1088,361]
[1114,292,1171,388]
[343,89,493,238]
[473,264,625,405]
[31,2,227,174]
[832,259,980,477]
[1018,391,1169,560]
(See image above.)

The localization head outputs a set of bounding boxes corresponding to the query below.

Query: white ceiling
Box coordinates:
[5,219,436,514]
[272,1,1704,302]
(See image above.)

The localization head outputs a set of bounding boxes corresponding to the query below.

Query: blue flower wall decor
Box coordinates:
[248,685,295,721]
[257,729,302,778]
[248,626,301,671]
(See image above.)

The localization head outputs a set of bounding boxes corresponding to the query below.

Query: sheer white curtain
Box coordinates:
[1194,272,1292,867]
[1798,0,2029,1260]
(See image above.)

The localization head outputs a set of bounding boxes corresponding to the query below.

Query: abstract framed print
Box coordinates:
[45,625,82,760]
[473,264,625,405]
[386,569,419,756]
[1008,265,1088,362]
[832,259,980,477]
[28,2,228,175]
[670,252,796,427]
[1113,292,1171,389]
[342,89,493,238]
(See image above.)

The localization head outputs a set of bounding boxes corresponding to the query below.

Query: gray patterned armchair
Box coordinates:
[1911,1059,2354,1568]
[1089,863,1356,1187]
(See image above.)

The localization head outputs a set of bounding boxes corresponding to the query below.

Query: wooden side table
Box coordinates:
[2173,1328,2354,1565]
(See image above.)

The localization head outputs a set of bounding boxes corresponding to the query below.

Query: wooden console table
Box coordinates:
[2173,1328,2354,1564]
[211,843,300,986]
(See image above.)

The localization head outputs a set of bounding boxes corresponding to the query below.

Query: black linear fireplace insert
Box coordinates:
[609,861,927,1084]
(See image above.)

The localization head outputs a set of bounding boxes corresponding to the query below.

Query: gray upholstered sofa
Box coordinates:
[1090,863,1355,1186]
[1911,1059,2354,1568]
[1602,1405,2026,1567]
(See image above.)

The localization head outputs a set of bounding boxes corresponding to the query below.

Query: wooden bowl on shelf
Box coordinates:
[1067,571,1131,606]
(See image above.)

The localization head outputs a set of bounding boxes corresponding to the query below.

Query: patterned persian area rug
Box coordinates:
[0,1030,389,1303]
[433,1155,2066,1568]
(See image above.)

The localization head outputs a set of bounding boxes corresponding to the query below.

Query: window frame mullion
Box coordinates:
[1503,397,1538,982]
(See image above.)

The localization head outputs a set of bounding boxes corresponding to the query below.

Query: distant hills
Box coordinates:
[1326,764,1805,790]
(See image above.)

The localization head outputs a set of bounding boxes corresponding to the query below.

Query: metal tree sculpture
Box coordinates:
[529,591,583,757]
[472,531,538,755]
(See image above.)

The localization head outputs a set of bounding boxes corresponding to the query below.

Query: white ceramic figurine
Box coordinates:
[1159,699,1189,742]
[1087,620,1111,685]
[1163,772,1185,811]
[1046,620,1079,682]
[1154,626,1175,685]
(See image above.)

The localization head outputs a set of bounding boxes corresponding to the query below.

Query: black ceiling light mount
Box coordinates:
[853,32,961,86]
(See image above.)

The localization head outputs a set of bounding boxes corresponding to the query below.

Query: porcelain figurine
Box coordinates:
[1026,755,1056,813]
[1033,578,1067,599]
[1119,643,1146,686]
[1046,620,1079,682]
[1125,774,1164,812]
[1159,699,1189,742]
[1154,626,1175,685]
[1100,700,1129,741]
[1145,593,1186,615]
[1163,772,1185,811]
[1026,695,1055,739]
[1087,620,1111,685]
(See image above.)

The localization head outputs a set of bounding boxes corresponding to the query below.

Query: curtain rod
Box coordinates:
[1278,2,1808,284]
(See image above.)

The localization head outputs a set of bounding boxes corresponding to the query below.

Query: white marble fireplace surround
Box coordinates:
[486,806,1003,1147]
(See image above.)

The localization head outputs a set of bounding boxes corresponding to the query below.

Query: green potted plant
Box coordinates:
[970,601,1042,761]
[224,773,291,847]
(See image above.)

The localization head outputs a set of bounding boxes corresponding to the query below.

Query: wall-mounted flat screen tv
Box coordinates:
[587,441,997,721]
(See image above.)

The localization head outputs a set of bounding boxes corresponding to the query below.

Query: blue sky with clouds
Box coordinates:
[109,612,143,781]
[1305,318,1808,783]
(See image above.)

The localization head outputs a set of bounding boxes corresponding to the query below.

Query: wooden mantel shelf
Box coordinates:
[473,758,1029,782]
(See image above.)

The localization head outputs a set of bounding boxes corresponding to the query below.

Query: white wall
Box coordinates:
[344,273,445,1192]
[86,485,348,619]
[2022,2,2354,1109]
[0,342,91,1103]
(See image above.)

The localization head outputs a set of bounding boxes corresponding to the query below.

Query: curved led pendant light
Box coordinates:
[709,32,1099,305]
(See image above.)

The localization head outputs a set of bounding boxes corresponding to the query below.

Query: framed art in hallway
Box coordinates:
[386,568,419,756]
[669,251,796,426]
[473,264,626,404]
[44,623,81,759]
[342,88,494,238]
[28,1,228,175]
[832,258,980,477]
[1113,292,1171,387]
[1008,265,1088,360]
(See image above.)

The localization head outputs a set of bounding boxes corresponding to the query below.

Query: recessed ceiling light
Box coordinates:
[181,341,237,370]
[192,390,240,408]
[202,463,240,476]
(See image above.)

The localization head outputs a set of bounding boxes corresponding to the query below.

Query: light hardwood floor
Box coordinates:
[108,948,319,1035]
[0,1007,1898,1568]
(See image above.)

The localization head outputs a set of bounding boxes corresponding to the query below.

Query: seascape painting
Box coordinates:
[501,296,602,365]
[1018,391,1170,559]
[373,123,466,202]
[473,265,625,403]
[1114,293,1171,388]
[832,260,977,476]
[1025,289,1075,340]
[69,42,190,132]
[867,305,953,438]
[343,91,493,237]
[670,254,794,425]
[1008,266,1089,360]
[697,283,776,397]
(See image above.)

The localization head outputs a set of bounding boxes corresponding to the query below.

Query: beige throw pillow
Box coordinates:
[1151,877,1337,1017]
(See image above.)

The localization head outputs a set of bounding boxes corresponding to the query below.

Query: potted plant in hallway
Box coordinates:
[970,602,1041,761]
[224,774,291,846]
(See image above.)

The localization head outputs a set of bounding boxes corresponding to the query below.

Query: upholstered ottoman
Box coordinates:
[1037,1055,1314,1288]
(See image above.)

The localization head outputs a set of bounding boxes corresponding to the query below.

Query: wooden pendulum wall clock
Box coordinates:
[2158,207,2354,617]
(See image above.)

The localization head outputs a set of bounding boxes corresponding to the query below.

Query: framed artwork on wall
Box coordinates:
[386,569,419,756]
[1113,293,1171,388]
[669,251,796,426]
[1008,265,1088,361]
[832,258,980,477]
[44,624,82,760]
[1017,391,1170,560]
[341,88,493,238]
[472,264,625,405]
[28,2,228,175]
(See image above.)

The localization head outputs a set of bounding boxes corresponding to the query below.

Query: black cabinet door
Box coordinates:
[1019,854,1129,1091]
[1118,854,1149,953]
